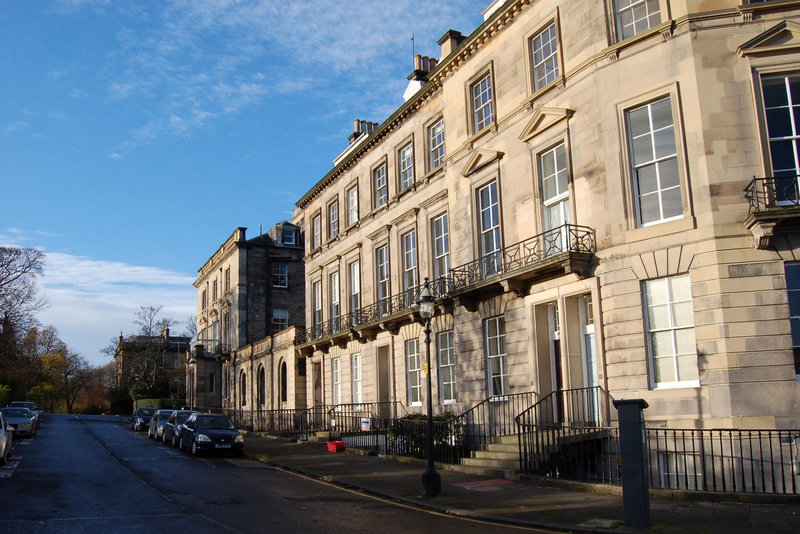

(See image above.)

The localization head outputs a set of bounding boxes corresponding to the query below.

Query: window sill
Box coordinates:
[467,122,498,149]
[625,215,696,244]
[652,380,701,391]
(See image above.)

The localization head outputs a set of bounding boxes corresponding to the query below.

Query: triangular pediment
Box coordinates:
[461,149,504,177]
[519,107,574,143]
[738,20,800,58]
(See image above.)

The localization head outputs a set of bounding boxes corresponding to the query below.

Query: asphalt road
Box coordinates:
[0,414,542,533]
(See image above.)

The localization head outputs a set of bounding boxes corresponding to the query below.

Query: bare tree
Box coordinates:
[183,315,197,338]
[0,247,48,334]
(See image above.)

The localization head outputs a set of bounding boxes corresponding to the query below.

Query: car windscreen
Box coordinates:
[157,412,173,421]
[176,412,192,424]
[196,416,234,430]
[137,408,156,416]
[1,408,29,418]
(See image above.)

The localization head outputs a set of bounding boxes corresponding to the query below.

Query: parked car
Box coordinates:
[130,407,156,431]
[0,407,36,438]
[9,401,40,429]
[162,410,194,447]
[0,412,13,465]
[179,413,244,457]
[148,409,174,440]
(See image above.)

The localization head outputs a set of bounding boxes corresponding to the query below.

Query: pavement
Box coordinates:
[241,432,800,533]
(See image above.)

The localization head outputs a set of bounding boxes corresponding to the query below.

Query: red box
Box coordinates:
[327,440,345,453]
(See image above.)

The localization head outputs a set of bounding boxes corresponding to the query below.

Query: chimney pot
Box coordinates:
[353,119,360,133]
[414,54,422,71]
[438,30,465,60]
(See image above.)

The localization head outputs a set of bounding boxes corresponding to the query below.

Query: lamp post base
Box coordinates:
[421,468,441,498]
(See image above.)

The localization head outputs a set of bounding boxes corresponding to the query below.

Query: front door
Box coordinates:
[376,346,391,417]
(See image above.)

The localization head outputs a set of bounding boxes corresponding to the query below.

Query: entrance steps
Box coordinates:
[455,434,521,480]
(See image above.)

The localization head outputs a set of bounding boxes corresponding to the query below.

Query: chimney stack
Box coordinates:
[403,54,438,102]
[348,119,378,144]
[438,30,465,60]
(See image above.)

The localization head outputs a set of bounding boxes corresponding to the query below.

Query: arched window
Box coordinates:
[240,371,247,407]
[280,361,288,403]
[257,366,266,406]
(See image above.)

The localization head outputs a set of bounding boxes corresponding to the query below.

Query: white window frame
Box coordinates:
[539,143,571,253]
[531,22,559,91]
[659,452,701,490]
[614,0,661,41]
[351,353,362,404]
[626,96,682,226]
[784,262,800,379]
[399,142,415,191]
[272,308,288,332]
[272,263,288,288]
[401,230,418,298]
[328,199,339,240]
[438,331,456,404]
[428,118,445,170]
[376,244,390,315]
[329,271,340,325]
[348,259,361,315]
[312,212,322,250]
[282,227,296,245]
[478,180,502,274]
[312,280,322,330]
[471,72,494,133]
[332,357,341,406]
[406,339,422,406]
[374,163,388,208]
[485,316,508,396]
[644,274,699,389]
[347,185,359,226]
[431,213,450,280]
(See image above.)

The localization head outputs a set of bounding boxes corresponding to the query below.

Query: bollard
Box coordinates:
[613,399,650,529]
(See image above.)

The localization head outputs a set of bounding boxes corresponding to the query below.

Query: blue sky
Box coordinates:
[0,0,489,366]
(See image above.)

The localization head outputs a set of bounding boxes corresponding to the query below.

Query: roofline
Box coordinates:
[295,0,527,209]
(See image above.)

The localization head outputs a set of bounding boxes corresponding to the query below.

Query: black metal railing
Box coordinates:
[516,387,619,484]
[447,224,595,292]
[745,175,800,212]
[296,225,596,346]
[647,428,800,495]
[327,402,406,440]
[450,391,538,454]
[224,405,334,439]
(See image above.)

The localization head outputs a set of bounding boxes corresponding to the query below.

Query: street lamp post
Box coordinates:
[418,277,441,498]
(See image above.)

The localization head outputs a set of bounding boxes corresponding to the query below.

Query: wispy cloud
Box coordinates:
[53,0,483,156]
[38,251,195,365]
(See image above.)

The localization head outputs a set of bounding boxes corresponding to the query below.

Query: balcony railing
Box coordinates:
[448,224,595,292]
[745,175,800,212]
[296,224,595,347]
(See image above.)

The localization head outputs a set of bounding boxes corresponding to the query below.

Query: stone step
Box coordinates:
[447,463,519,481]
[461,456,519,469]
[472,449,519,461]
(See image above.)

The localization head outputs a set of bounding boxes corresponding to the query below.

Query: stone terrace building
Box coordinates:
[189,223,304,410]
[293,0,800,431]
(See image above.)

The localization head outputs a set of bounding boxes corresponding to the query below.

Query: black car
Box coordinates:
[162,410,194,447]
[179,413,244,457]
[148,409,174,440]
[130,407,156,431]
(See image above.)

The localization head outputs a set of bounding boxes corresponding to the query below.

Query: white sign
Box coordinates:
[361,417,370,431]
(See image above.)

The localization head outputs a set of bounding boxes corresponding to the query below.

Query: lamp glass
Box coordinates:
[419,298,434,319]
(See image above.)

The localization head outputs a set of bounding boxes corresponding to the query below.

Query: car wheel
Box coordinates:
[172,434,178,448]
[179,435,185,451]
[191,440,200,457]
[161,432,167,444]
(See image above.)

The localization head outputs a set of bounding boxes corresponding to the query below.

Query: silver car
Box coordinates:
[0,412,12,465]
[0,407,35,438]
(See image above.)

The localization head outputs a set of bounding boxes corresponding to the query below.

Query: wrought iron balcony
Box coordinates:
[295,223,595,349]
[744,176,800,249]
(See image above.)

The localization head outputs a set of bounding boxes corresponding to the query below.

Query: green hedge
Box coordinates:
[135,398,186,410]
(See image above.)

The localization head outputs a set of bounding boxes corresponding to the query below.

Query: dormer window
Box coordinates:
[282,228,296,245]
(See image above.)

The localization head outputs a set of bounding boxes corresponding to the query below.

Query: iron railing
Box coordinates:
[451,391,538,454]
[296,224,596,346]
[745,175,800,212]
[647,428,800,495]
[327,402,406,440]
[335,392,537,463]
[447,224,595,292]
[224,405,333,439]
[516,387,619,484]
